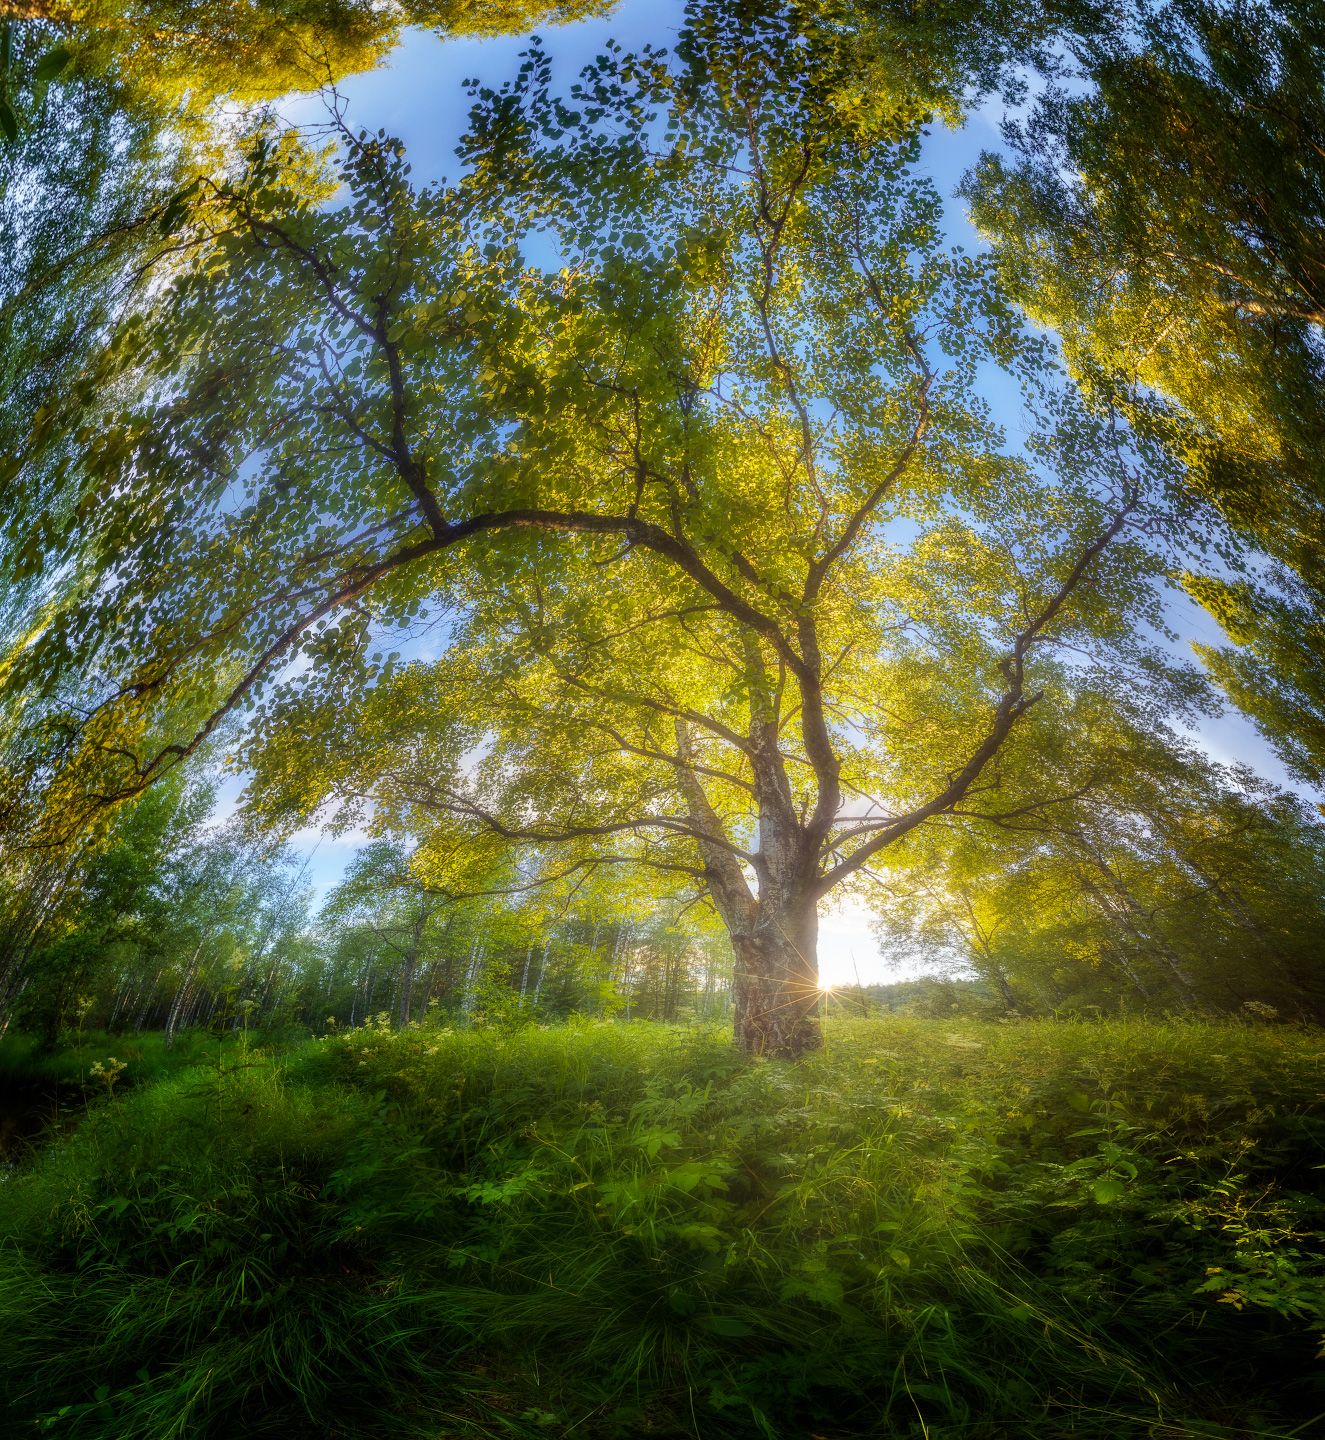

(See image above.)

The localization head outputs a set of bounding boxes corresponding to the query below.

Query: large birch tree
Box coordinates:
[15,8,1198,1054]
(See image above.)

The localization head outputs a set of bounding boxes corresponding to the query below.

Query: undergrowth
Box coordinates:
[1,1017,1322,1438]
[0,1027,242,1092]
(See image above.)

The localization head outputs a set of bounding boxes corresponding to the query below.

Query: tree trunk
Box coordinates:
[134,969,161,1032]
[396,908,426,1028]
[673,711,823,1059]
[396,952,415,1028]
[700,950,716,1020]
[730,903,820,1058]
[461,933,484,1017]
[107,973,131,1031]
[164,943,203,1049]
[990,966,1020,1015]
[531,936,550,1007]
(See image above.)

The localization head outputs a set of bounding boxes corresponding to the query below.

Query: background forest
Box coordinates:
[1,1,1323,1437]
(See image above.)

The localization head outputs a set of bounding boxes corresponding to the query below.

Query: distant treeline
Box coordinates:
[3,758,1323,1052]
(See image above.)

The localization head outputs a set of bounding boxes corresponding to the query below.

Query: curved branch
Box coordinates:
[814,495,1140,897]
[407,784,758,865]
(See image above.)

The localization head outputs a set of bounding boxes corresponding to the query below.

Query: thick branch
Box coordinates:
[421,852,705,902]
[674,718,756,930]
[815,496,1139,896]
[408,784,758,865]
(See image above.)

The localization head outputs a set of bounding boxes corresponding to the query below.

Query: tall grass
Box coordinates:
[1,1017,1322,1437]
[0,1026,236,1091]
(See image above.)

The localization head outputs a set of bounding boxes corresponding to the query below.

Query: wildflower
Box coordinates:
[89,1057,127,1096]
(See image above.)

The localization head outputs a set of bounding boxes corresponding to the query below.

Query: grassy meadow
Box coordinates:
[1,1016,1322,1439]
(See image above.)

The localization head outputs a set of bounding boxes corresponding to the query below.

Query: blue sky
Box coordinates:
[267,4,1312,986]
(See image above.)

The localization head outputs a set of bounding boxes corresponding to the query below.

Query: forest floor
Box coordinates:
[0,1016,1322,1439]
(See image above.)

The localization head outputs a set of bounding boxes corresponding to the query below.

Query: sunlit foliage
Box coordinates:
[7,5,1228,1052]
[964,0,1325,779]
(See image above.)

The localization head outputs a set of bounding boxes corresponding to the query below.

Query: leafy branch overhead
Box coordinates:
[10,11,1205,1055]
[964,0,1325,783]
[0,0,611,124]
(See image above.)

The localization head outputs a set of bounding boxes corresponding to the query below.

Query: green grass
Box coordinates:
[0,1026,236,1092]
[1,1016,1322,1438]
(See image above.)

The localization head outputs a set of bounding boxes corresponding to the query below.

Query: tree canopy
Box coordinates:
[964,0,1325,783]
[0,0,610,118]
[2,0,1323,1056]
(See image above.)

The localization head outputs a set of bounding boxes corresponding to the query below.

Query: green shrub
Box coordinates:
[0,1048,480,1437]
[1,1018,1322,1438]
[0,1027,223,1093]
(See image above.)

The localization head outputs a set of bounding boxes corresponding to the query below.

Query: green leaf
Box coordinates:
[0,98,18,144]
[1092,1178,1126,1204]
[157,179,200,235]
[34,44,74,83]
